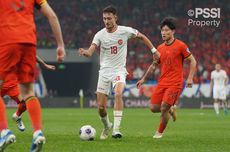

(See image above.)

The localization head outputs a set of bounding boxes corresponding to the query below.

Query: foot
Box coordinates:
[169,106,177,122]
[0,129,16,152]
[112,131,123,139]
[12,113,25,132]
[153,131,163,139]
[100,123,113,140]
[30,130,45,152]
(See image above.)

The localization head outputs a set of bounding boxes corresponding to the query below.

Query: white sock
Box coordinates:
[100,115,110,128]
[0,129,10,137]
[214,102,219,115]
[113,111,123,132]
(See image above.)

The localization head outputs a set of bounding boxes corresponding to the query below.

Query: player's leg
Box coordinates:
[149,85,164,113]
[112,82,125,138]
[0,45,18,151]
[96,76,112,140]
[5,83,26,131]
[153,102,171,139]
[213,99,220,115]
[220,88,228,115]
[150,104,161,113]
[18,44,45,151]
[169,104,177,122]
[97,92,113,140]
[0,84,8,133]
[11,95,26,132]
[20,82,45,151]
[222,100,228,115]
[213,87,220,115]
[153,87,180,139]
[12,96,26,118]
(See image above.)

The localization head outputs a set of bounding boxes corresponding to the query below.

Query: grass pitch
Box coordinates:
[5,108,230,152]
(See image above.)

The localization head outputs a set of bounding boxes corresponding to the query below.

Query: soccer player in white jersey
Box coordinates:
[78,5,159,139]
[210,64,229,115]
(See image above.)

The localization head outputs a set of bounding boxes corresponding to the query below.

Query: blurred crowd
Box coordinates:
[35,0,229,83]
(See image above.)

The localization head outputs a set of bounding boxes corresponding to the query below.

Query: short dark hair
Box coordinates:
[103,5,117,15]
[160,17,176,30]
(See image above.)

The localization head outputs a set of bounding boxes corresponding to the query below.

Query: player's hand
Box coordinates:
[186,78,193,88]
[43,64,56,71]
[78,48,89,57]
[56,46,66,63]
[136,79,145,89]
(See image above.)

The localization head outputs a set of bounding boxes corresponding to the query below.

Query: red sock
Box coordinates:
[11,96,27,116]
[0,97,8,131]
[158,120,167,133]
[25,97,42,131]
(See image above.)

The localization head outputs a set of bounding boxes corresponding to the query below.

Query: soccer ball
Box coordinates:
[79,125,96,141]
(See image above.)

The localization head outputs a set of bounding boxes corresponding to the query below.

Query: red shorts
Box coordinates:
[150,85,181,106]
[0,44,36,83]
[1,85,20,103]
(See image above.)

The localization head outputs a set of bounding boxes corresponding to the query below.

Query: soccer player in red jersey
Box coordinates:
[0,0,65,151]
[136,17,197,138]
[1,56,55,132]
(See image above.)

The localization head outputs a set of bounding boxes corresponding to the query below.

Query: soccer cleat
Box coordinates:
[100,123,113,140]
[0,129,16,152]
[112,131,123,139]
[30,131,45,152]
[169,106,177,122]
[12,112,25,132]
[153,131,163,139]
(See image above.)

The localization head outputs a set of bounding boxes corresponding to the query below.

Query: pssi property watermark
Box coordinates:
[187,8,221,28]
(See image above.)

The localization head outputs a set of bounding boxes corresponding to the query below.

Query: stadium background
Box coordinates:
[3,0,229,109]
[2,0,230,152]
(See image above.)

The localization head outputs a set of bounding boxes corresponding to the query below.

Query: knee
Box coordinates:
[150,108,157,113]
[114,91,122,99]
[150,106,160,113]
[160,104,170,113]
[98,103,106,111]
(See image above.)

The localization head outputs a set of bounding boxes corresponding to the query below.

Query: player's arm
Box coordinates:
[136,32,160,61]
[36,55,56,71]
[210,78,214,95]
[39,2,66,62]
[185,54,197,88]
[136,62,158,89]
[225,75,229,86]
[78,44,96,58]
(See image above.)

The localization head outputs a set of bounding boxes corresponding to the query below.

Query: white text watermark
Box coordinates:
[187,8,221,28]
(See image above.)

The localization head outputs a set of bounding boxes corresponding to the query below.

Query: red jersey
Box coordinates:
[157,39,191,88]
[0,0,46,47]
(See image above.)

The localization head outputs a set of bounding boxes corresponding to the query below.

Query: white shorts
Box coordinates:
[213,86,227,100]
[96,68,127,95]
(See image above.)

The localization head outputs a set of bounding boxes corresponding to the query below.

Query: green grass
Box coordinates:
[4,108,230,152]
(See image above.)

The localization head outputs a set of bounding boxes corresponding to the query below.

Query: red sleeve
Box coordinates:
[35,0,47,9]
[180,43,191,59]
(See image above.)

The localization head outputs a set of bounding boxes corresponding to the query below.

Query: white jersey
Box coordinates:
[211,70,227,87]
[92,25,138,71]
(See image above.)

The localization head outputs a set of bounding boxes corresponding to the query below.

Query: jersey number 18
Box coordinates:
[110,46,118,54]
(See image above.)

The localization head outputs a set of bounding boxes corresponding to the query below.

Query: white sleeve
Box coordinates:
[125,27,138,39]
[92,32,101,47]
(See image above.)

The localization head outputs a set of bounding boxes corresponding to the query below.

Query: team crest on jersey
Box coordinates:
[186,48,190,53]
[118,39,123,45]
